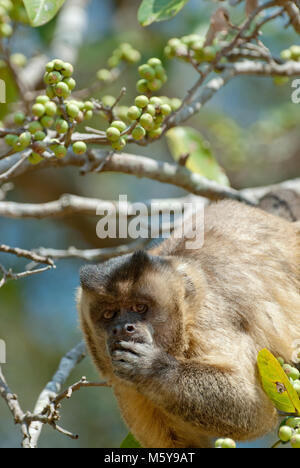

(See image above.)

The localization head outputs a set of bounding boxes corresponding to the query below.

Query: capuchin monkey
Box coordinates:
[77,200,300,448]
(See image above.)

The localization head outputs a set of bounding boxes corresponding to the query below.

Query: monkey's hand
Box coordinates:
[110,340,173,383]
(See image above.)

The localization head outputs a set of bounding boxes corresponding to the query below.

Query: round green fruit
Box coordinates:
[14,112,26,125]
[18,131,31,146]
[28,152,44,165]
[45,101,57,117]
[127,106,142,121]
[149,97,162,107]
[10,53,27,67]
[214,439,224,448]
[32,141,46,154]
[64,77,76,91]
[72,141,87,155]
[5,134,18,146]
[55,119,69,134]
[147,79,163,92]
[32,103,45,118]
[97,69,112,82]
[84,110,93,120]
[160,104,172,116]
[286,417,300,429]
[28,121,43,134]
[46,71,62,85]
[280,49,292,61]
[111,120,127,132]
[40,116,54,128]
[131,125,146,141]
[34,131,46,141]
[283,364,300,380]
[111,137,126,151]
[45,61,55,72]
[138,64,155,81]
[54,82,70,98]
[135,95,149,108]
[84,101,94,111]
[146,104,156,116]
[123,49,141,64]
[278,425,293,442]
[53,144,67,159]
[221,438,236,449]
[67,104,79,119]
[0,23,12,37]
[75,111,84,123]
[148,127,163,139]
[139,113,154,130]
[167,38,182,51]
[148,58,162,67]
[61,62,74,77]
[36,95,50,105]
[46,86,55,99]
[102,95,115,107]
[170,98,182,110]
[53,59,64,71]
[106,127,121,142]
[291,434,300,448]
[290,45,300,60]
[136,79,148,94]
[154,65,166,80]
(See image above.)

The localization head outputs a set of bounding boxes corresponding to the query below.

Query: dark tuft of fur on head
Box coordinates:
[80,250,169,293]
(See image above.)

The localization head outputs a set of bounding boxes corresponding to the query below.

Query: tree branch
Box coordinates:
[20,0,91,91]
[26,341,87,448]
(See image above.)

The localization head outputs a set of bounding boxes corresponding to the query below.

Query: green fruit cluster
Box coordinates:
[281,45,300,62]
[278,357,300,396]
[97,43,141,82]
[129,95,172,141]
[0,0,13,37]
[106,120,127,151]
[137,58,167,93]
[44,60,76,100]
[0,0,29,37]
[165,34,219,65]
[108,43,141,68]
[5,60,90,163]
[104,94,181,149]
[5,130,31,153]
[278,417,300,448]
[215,438,236,449]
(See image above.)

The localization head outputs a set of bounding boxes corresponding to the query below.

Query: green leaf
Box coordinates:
[120,433,142,448]
[257,349,300,415]
[138,0,190,26]
[166,127,230,186]
[23,0,66,27]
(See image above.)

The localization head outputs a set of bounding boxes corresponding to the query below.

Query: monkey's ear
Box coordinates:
[175,262,196,299]
[80,265,100,292]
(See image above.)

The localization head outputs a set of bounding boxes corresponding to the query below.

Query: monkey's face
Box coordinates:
[79,251,187,379]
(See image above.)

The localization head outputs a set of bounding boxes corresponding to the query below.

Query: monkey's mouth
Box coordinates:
[108,336,145,356]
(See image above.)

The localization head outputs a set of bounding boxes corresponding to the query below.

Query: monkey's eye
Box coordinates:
[132,304,148,314]
[103,309,117,320]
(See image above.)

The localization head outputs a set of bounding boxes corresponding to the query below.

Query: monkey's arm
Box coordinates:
[111,341,274,438]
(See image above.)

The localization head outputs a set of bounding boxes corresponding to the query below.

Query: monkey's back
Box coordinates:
[159,200,300,365]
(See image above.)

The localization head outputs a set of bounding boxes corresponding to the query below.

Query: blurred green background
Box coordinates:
[0,0,299,448]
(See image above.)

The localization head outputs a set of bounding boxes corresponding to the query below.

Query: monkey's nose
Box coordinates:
[112,324,136,336]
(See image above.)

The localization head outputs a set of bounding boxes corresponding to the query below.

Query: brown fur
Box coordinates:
[77,201,300,448]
